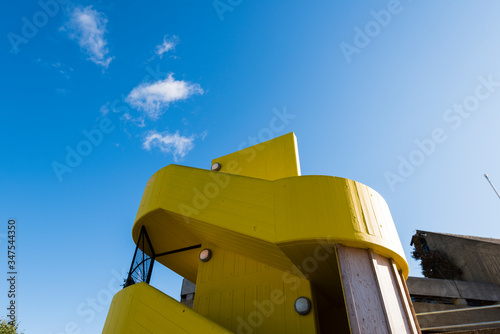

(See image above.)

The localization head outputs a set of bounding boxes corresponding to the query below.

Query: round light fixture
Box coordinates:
[199,249,212,262]
[294,297,311,315]
[211,162,222,171]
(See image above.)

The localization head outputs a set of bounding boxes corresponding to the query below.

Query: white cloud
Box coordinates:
[99,102,110,116]
[156,35,178,58]
[120,112,146,128]
[143,131,194,161]
[63,6,113,67]
[121,112,132,121]
[126,74,203,119]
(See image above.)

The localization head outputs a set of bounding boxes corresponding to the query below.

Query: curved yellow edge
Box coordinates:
[102,282,232,333]
[132,164,409,282]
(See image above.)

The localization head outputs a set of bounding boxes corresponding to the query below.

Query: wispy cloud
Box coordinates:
[156,35,178,58]
[35,59,74,78]
[200,130,208,141]
[99,102,110,116]
[120,112,146,127]
[126,74,203,119]
[51,62,74,77]
[62,6,113,68]
[143,130,194,161]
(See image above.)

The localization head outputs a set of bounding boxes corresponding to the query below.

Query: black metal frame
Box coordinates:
[155,244,201,257]
[124,225,202,288]
[124,226,155,287]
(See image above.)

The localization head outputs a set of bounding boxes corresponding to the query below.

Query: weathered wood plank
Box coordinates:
[336,245,389,334]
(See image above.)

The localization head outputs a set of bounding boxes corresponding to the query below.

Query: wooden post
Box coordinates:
[336,245,420,334]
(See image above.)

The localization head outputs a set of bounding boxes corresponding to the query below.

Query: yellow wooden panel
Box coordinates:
[211,132,301,181]
[105,132,414,334]
[135,165,276,243]
[273,176,408,277]
[132,131,409,278]
[132,164,409,280]
[194,244,318,333]
[102,283,232,333]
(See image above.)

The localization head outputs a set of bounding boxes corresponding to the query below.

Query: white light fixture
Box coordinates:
[211,162,221,171]
[294,297,311,315]
[199,249,212,262]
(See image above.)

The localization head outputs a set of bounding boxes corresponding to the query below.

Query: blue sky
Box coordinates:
[3,0,500,332]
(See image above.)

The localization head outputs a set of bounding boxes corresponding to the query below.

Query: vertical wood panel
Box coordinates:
[337,245,389,334]
[195,244,318,333]
[337,245,421,334]
[391,260,421,334]
[220,289,233,329]
[368,250,393,334]
[388,260,417,334]
[371,251,408,333]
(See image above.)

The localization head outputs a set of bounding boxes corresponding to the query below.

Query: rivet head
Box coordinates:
[211,162,222,171]
[199,249,212,262]
[294,297,311,315]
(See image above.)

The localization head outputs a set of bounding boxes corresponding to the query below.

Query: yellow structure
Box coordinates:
[103,132,420,333]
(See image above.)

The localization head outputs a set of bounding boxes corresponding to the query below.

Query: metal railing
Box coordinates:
[124,226,155,287]
[124,225,201,288]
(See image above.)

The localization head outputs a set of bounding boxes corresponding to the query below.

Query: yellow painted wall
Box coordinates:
[274,176,405,267]
[106,132,412,334]
[103,283,232,333]
[194,243,318,333]
[133,165,408,282]
[211,132,301,180]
